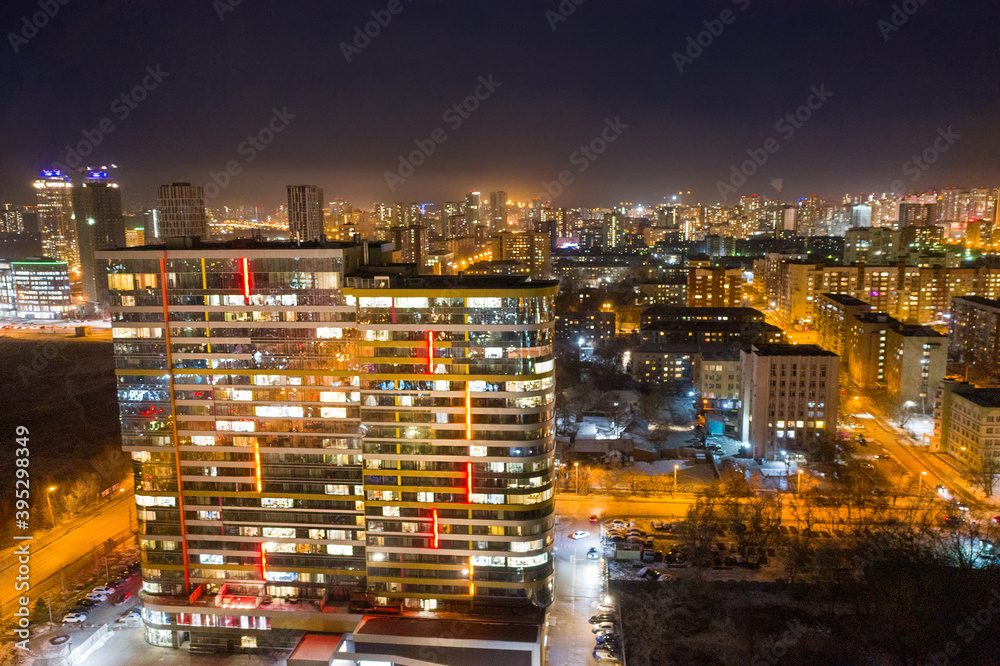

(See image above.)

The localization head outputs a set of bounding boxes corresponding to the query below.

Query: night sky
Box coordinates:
[1,0,999,209]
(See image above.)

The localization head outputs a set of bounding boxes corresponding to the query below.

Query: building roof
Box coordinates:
[819,293,870,307]
[354,616,540,643]
[750,344,837,357]
[953,295,1000,309]
[956,388,1000,408]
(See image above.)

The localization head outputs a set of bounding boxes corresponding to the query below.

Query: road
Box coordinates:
[548,499,614,666]
[0,486,135,620]
[851,396,979,507]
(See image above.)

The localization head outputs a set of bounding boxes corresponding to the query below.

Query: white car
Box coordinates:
[593,647,619,661]
[569,530,590,540]
[91,586,116,595]
[85,592,109,602]
[62,613,87,623]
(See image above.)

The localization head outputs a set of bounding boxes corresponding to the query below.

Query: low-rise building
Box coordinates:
[0,257,72,320]
[556,310,616,348]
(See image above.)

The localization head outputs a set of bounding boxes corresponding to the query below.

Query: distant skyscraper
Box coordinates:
[142,208,161,242]
[489,190,508,231]
[465,191,481,227]
[74,170,126,303]
[34,170,78,269]
[1,204,24,234]
[286,185,325,241]
[851,204,872,228]
[157,183,208,238]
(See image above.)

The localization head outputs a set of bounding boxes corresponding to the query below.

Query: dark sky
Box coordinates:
[1,0,999,210]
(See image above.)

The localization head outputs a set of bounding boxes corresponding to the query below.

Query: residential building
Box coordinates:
[632,343,699,387]
[740,344,839,460]
[1,203,24,233]
[815,293,871,359]
[933,381,1000,472]
[34,169,77,269]
[950,296,1000,382]
[157,183,208,238]
[0,258,72,320]
[97,240,554,652]
[389,225,427,268]
[556,310,616,348]
[686,266,743,308]
[696,347,741,407]
[492,231,550,280]
[73,170,126,303]
[287,185,325,241]
[489,190,508,231]
[637,279,687,306]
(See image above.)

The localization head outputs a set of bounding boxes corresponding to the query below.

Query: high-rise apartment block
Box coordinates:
[740,344,839,460]
[1,203,24,234]
[34,170,78,269]
[933,380,1000,473]
[489,190,508,231]
[74,170,126,303]
[157,183,208,238]
[96,239,555,654]
[492,231,550,280]
[286,185,325,241]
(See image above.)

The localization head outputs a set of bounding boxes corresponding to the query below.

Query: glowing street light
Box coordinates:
[673,464,679,491]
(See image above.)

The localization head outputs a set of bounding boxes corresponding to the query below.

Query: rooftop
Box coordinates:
[354,616,540,643]
[751,344,837,357]
[953,295,1000,309]
[956,387,1000,409]
[819,293,871,307]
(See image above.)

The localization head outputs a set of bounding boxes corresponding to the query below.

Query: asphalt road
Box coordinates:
[852,397,978,507]
[0,487,135,620]
[548,500,615,666]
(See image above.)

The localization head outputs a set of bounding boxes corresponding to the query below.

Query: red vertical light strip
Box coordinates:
[465,387,472,439]
[427,331,434,374]
[467,462,473,499]
[261,545,267,579]
[432,509,439,548]
[241,257,252,304]
[391,297,396,324]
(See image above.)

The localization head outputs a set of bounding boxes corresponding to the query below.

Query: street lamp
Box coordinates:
[918,470,927,493]
[574,462,580,494]
[46,486,57,527]
[797,469,803,495]
[674,464,679,492]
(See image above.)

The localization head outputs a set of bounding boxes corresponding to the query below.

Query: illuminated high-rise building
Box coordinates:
[34,169,78,269]
[489,190,508,231]
[98,240,556,654]
[350,275,556,615]
[286,185,325,241]
[74,170,126,303]
[1,204,24,234]
[157,183,208,238]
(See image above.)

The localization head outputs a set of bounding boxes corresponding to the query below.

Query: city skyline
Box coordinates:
[1,2,999,206]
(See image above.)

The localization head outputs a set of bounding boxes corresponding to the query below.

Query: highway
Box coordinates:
[0,486,136,622]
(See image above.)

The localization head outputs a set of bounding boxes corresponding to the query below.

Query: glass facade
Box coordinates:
[99,242,557,649]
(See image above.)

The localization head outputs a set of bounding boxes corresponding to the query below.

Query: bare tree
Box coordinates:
[723,495,782,565]
[62,474,98,516]
[964,453,1000,498]
[678,496,719,567]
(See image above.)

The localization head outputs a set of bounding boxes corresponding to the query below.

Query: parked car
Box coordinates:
[593,647,619,661]
[650,520,662,530]
[78,598,100,607]
[589,614,615,624]
[85,593,109,603]
[62,613,87,623]
[592,622,615,633]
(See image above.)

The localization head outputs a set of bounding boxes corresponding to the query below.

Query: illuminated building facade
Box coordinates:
[74,170,126,303]
[98,241,555,651]
[0,258,72,320]
[157,183,208,238]
[286,185,325,242]
[33,170,78,269]
[349,276,557,616]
